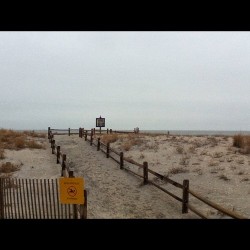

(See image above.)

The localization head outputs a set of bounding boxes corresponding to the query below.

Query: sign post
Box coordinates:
[96,115,105,134]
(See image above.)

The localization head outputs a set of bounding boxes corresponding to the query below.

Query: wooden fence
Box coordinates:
[48,129,87,219]
[0,177,86,219]
[49,127,247,219]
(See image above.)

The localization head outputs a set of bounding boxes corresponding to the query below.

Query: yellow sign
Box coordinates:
[59,177,84,204]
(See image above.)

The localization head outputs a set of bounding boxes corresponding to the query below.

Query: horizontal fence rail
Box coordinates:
[48,126,247,219]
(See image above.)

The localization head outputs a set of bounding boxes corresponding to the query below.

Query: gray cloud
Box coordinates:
[1,31,250,130]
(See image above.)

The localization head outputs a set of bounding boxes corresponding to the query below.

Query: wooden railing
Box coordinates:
[48,128,87,219]
[48,127,247,219]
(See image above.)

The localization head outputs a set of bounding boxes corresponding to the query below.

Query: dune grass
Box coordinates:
[0,129,45,150]
[233,134,250,154]
[0,162,20,173]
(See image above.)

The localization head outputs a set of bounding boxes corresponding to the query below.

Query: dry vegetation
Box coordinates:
[233,134,250,154]
[0,162,21,174]
[0,129,46,177]
[0,129,45,151]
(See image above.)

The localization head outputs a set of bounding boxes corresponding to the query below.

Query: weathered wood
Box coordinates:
[148,180,183,203]
[109,154,120,164]
[69,172,77,219]
[52,140,55,154]
[57,146,60,164]
[123,166,143,179]
[69,170,74,178]
[68,128,70,136]
[48,127,50,139]
[81,189,87,219]
[0,178,4,219]
[62,154,66,177]
[182,180,189,214]
[143,162,148,185]
[120,152,124,169]
[90,133,93,146]
[109,147,120,155]
[123,157,143,168]
[107,143,110,158]
[85,132,87,141]
[32,179,38,219]
[97,138,100,151]
[110,129,112,134]
[107,128,109,134]
[188,189,247,219]
[187,204,207,219]
[147,169,183,189]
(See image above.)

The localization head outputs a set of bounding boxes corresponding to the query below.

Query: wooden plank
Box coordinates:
[0,178,4,219]
[109,154,120,164]
[147,169,183,189]
[29,179,35,219]
[21,179,28,219]
[9,179,14,219]
[47,179,53,219]
[32,179,38,219]
[43,179,49,219]
[123,166,143,179]
[40,179,45,219]
[189,189,246,219]
[15,178,21,219]
[18,179,24,218]
[51,179,57,219]
[148,180,183,203]
[36,179,41,219]
[123,157,143,168]
[187,204,207,219]
[182,180,189,214]
[143,162,148,185]
[4,179,9,218]
[120,152,124,170]
[109,147,120,155]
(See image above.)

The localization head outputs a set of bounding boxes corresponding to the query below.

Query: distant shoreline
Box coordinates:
[3,128,250,136]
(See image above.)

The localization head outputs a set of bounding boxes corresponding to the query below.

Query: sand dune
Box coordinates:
[1,133,249,218]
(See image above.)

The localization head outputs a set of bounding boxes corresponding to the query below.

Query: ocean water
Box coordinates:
[15,129,250,136]
[141,130,250,136]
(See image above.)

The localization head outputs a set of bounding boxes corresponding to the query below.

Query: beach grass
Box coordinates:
[0,129,45,150]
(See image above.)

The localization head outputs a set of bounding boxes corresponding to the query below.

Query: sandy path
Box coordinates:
[54,135,197,219]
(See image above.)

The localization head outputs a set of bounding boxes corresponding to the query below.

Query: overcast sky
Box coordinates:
[0,31,250,131]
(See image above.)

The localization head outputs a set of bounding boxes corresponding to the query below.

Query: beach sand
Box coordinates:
[1,133,249,219]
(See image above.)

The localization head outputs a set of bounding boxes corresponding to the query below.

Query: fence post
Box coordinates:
[48,127,50,139]
[49,133,53,143]
[69,170,74,178]
[143,162,148,184]
[90,133,93,146]
[182,179,189,214]
[80,190,87,219]
[79,128,81,138]
[94,128,95,135]
[68,128,70,136]
[106,143,110,158]
[120,152,124,169]
[110,129,112,134]
[85,132,87,141]
[107,129,109,134]
[69,171,78,219]
[61,154,66,177]
[57,146,60,164]
[52,140,55,154]
[97,138,100,151]
[0,178,4,219]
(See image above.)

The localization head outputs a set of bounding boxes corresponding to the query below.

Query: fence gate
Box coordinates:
[0,177,85,219]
